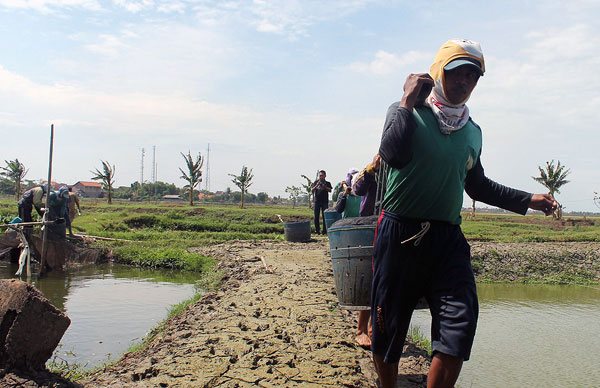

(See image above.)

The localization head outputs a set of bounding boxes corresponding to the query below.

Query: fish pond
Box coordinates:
[0,261,198,368]
[411,283,600,387]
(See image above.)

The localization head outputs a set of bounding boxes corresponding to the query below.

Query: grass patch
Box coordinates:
[407,325,432,355]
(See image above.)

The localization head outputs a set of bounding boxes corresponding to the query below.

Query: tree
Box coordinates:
[179,151,203,206]
[91,161,116,204]
[229,166,254,208]
[532,160,571,197]
[532,160,570,219]
[300,175,314,209]
[257,192,269,203]
[285,186,302,208]
[0,159,28,199]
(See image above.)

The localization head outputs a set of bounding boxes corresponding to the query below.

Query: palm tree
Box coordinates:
[0,159,28,199]
[532,160,571,197]
[300,174,314,209]
[229,166,254,208]
[91,161,116,204]
[179,151,203,206]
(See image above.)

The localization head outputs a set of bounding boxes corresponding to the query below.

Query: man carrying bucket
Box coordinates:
[371,39,557,388]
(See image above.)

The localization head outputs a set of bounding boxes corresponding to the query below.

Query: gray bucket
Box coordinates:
[328,222,376,310]
[283,220,311,242]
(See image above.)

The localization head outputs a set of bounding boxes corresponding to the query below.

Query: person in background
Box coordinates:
[310,170,332,235]
[66,188,82,237]
[353,154,381,217]
[47,186,70,239]
[350,154,381,348]
[17,185,47,224]
[371,39,557,388]
[334,168,360,218]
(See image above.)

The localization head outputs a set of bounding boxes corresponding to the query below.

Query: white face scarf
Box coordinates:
[425,85,470,135]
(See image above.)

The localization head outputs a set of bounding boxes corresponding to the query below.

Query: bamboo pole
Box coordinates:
[40,124,54,276]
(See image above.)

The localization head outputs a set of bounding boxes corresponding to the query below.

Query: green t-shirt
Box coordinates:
[341,194,361,219]
[382,107,482,225]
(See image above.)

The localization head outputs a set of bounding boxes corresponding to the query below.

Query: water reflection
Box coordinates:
[411,283,600,387]
[0,261,197,367]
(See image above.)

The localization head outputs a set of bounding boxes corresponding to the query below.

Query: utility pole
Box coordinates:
[40,124,54,276]
[152,145,157,197]
[205,143,210,192]
[152,146,156,183]
[140,148,145,185]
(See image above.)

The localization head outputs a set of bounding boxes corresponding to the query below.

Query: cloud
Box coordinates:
[0,0,102,13]
[347,50,431,75]
[189,0,377,39]
[113,0,154,13]
[85,34,130,58]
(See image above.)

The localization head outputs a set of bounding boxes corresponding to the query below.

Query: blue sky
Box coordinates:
[1,0,599,212]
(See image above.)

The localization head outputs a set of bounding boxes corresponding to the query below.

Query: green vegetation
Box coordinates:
[407,325,432,355]
[461,213,600,242]
[90,160,116,204]
[0,198,314,270]
[179,151,203,206]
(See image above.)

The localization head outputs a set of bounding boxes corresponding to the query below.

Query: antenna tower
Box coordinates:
[205,143,210,191]
[140,148,145,185]
[152,146,156,183]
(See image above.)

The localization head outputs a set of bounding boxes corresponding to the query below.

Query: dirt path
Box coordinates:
[82,238,430,388]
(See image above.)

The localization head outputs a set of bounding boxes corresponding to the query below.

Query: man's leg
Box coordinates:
[320,206,327,233]
[427,352,463,388]
[373,353,398,388]
[313,204,321,234]
[356,309,371,347]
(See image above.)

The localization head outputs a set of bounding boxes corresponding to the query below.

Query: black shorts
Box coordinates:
[371,210,478,363]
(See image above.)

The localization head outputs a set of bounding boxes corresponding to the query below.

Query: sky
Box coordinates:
[0,0,599,212]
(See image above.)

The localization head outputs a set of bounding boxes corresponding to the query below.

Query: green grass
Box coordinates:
[461,213,600,242]
[407,325,432,355]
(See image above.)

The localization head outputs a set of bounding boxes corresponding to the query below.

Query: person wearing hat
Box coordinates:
[334,168,361,217]
[371,39,557,388]
[46,186,70,239]
[17,185,47,224]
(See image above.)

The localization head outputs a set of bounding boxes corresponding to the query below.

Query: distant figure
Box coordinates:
[334,169,360,218]
[47,186,70,239]
[349,154,381,348]
[17,186,46,223]
[353,154,381,217]
[310,170,332,235]
[66,188,82,237]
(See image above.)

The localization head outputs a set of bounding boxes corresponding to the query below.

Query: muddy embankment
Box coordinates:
[2,239,598,388]
[81,239,430,388]
[470,241,600,283]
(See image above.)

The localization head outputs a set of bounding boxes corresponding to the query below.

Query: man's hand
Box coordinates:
[400,73,434,112]
[372,154,381,172]
[529,193,557,216]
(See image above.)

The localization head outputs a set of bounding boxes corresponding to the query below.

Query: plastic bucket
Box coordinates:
[327,223,376,310]
[323,209,342,230]
[283,220,311,242]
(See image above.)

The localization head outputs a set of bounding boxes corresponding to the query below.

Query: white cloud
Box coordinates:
[348,50,431,75]
[0,0,102,13]
[85,34,130,58]
[156,0,185,14]
[113,0,154,13]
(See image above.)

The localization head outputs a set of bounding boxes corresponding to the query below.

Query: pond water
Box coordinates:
[410,283,600,387]
[0,261,198,368]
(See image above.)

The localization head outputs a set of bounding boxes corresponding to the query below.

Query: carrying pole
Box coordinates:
[40,124,54,276]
